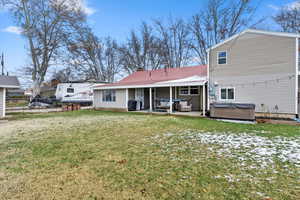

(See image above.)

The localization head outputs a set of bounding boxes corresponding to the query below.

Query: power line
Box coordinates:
[211,74,296,88]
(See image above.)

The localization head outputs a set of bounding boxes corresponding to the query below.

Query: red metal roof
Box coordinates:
[95,65,207,88]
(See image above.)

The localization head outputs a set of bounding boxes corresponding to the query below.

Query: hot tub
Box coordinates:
[210,103,256,121]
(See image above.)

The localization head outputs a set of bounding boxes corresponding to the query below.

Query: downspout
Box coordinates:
[296,37,299,118]
[207,48,210,111]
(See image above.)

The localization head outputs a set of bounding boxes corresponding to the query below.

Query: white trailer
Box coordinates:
[55,82,105,105]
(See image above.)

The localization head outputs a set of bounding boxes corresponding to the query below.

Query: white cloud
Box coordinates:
[83,4,96,16]
[269,1,300,11]
[286,1,300,10]
[2,26,23,35]
[268,4,280,11]
[52,0,96,16]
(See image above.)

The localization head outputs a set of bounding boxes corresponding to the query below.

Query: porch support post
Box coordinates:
[149,88,153,112]
[169,86,173,113]
[125,88,129,111]
[202,85,206,116]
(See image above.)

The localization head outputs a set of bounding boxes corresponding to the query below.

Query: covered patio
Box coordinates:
[126,76,208,116]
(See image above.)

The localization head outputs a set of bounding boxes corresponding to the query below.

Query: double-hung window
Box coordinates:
[103,90,116,102]
[218,51,227,65]
[190,86,200,95]
[179,86,200,96]
[220,88,234,100]
[179,86,189,95]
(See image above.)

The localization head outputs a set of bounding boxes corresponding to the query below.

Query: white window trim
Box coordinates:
[179,86,200,96]
[189,86,200,96]
[217,51,228,65]
[219,87,235,101]
[102,89,116,102]
[179,86,189,96]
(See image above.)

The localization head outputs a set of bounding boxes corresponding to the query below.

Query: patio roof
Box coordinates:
[94,65,207,90]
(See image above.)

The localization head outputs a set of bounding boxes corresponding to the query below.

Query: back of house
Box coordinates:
[208,29,299,119]
[92,29,299,119]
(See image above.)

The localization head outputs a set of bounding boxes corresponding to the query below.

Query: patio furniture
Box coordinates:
[178,101,192,112]
[155,100,170,112]
[155,98,188,112]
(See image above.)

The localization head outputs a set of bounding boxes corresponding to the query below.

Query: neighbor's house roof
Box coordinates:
[208,29,300,51]
[94,65,207,90]
[0,75,20,88]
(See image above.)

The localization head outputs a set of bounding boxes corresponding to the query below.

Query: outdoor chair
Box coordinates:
[178,101,192,112]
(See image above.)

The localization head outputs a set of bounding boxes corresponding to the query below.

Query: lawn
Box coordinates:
[0,110,299,199]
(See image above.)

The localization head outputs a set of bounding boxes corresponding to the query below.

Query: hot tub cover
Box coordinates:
[210,103,255,109]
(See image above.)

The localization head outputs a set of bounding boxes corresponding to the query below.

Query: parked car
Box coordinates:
[28,95,55,108]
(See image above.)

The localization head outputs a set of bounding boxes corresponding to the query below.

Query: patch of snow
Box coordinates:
[216,119,256,124]
[154,130,300,169]
[182,131,300,168]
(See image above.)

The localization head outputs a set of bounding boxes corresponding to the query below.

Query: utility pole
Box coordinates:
[1,53,4,75]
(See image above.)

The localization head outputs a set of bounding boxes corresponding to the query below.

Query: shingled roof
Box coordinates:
[94,65,207,89]
[0,75,20,88]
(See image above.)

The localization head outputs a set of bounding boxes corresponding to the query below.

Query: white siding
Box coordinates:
[93,89,127,109]
[0,88,5,118]
[210,33,297,115]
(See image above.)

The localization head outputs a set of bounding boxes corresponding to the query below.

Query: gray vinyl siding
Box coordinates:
[0,88,5,117]
[155,87,171,99]
[93,89,127,109]
[210,33,297,114]
[128,89,135,100]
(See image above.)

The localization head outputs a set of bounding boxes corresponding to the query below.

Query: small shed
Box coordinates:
[0,75,20,118]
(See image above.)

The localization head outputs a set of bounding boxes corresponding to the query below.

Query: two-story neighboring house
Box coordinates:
[208,29,299,119]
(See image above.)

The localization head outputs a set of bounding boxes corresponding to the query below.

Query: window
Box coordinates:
[218,51,227,65]
[103,90,116,102]
[67,88,74,93]
[179,86,200,96]
[179,87,189,95]
[190,86,200,95]
[220,88,234,100]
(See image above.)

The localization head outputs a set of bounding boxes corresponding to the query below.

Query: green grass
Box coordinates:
[7,110,300,137]
[0,110,299,199]
[6,100,28,107]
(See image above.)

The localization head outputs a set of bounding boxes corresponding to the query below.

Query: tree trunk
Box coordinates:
[32,80,41,98]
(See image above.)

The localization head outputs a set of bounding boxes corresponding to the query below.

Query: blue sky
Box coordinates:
[0,0,297,86]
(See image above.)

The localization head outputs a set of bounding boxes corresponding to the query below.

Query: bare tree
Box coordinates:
[65,26,120,83]
[51,67,76,82]
[190,0,259,64]
[118,22,165,74]
[154,18,192,68]
[274,3,300,33]
[1,0,86,96]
